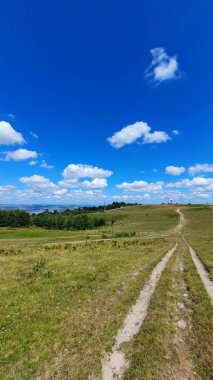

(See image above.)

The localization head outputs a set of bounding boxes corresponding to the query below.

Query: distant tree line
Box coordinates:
[0,202,136,230]
[32,212,106,230]
[0,209,30,227]
[62,201,137,215]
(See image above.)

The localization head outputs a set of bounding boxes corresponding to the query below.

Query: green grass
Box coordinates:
[0,236,174,379]
[182,205,213,278]
[0,205,212,379]
[124,238,213,379]
[0,205,178,242]
[183,239,213,379]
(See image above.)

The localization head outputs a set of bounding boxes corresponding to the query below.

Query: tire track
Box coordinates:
[101,242,177,380]
[183,236,213,305]
[177,209,213,306]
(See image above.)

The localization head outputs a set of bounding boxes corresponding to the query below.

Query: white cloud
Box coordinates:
[58,179,78,188]
[172,129,181,136]
[167,177,213,188]
[19,175,57,191]
[30,131,38,139]
[188,163,213,176]
[116,180,164,193]
[112,194,150,202]
[59,177,108,190]
[107,121,170,148]
[62,163,113,179]
[2,149,38,161]
[165,166,185,176]
[81,178,108,189]
[0,121,26,145]
[40,160,54,169]
[0,185,16,193]
[192,192,209,199]
[28,160,37,166]
[53,188,68,196]
[143,130,170,144]
[145,47,180,83]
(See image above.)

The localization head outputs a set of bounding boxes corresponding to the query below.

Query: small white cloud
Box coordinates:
[188,163,213,176]
[145,47,181,83]
[28,160,37,166]
[40,160,54,169]
[172,129,181,136]
[165,166,185,176]
[30,131,38,139]
[0,121,26,145]
[107,121,170,149]
[62,163,113,179]
[143,130,170,144]
[2,149,38,161]
[152,168,158,173]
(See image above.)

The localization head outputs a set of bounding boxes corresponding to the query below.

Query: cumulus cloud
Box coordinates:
[188,163,213,176]
[58,177,108,190]
[107,121,170,148]
[165,166,185,176]
[143,130,170,144]
[58,179,78,188]
[0,185,16,193]
[167,177,213,188]
[19,175,57,191]
[0,121,26,145]
[53,188,68,196]
[2,149,38,161]
[62,163,113,179]
[116,180,164,193]
[145,47,180,83]
[112,194,150,202]
[40,160,54,169]
[81,178,108,189]
[71,189,105,200]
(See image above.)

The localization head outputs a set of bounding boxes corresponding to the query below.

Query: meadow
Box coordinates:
[0,205,212,379]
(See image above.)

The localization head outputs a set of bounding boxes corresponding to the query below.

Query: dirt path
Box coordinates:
[101,242,177,380]
[98,209,183,379]
[98,208,211,380]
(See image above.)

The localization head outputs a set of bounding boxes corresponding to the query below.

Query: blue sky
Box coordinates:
[0,0,213,204]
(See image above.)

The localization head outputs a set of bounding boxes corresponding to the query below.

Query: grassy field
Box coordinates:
[0,205,178,242]
[0,204,212,379]
[182,205,213,279]
[0,236,174,379]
